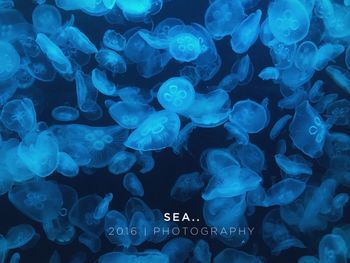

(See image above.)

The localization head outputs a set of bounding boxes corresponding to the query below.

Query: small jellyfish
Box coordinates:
[5,224,36,249]
[202,148,240,175]
[123,173,144,197]
[313,44,344,71]
[230,143,265,173]
[168,25,202,62]
[258,67,280,80]
[116,0,162,22]
[224,122,249,145]
[190,240,211,263]
[75,70,98,114]
[104,210,131,247]
[289,101,327,158]
[95,49,127,74]
[268,0,310,44]
[309,80,325,103]
[1,98,37,135]
[326,66,350,94]
[108,151,136,175]
[265,178,306,206]
[205,0,245,39]
[326,99,350,126]
[275,154,312,176]
[65,26,98,54]
[319,234,347,263]
[9,180,63,222]
[108,101,153,129]
[57,152,79,177]
[32,4,62,34]
[157,77,195,113]
[0,41,20,81]
[91,68,117,96]
[125,110,181,151]
[170,172,204,202]
[230,9,261,54]
[229,99,268,134]
[51,106,79,122]
[269,114,292,140]
[202,165,262,200]
[36,33,72,74]
[295,41,318,71]
[103,29,126,51]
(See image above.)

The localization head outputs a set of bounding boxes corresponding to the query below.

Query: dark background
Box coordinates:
[0,0,349,262]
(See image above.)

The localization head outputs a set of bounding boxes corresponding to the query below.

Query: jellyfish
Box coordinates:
[51,106,79,122]
[275,154,312,176]
[162,238,193,263]
[224,122,249,145]
[95,49,126,74]
[5,224,36,249]
[289,101,327,158]
[229,99,268,134]
[136,152,155,174]
[258,67,280,80]
[325,132,350,159]
[263,209,305,255]
[319,234,347,263]
[56,152,79,177]
[125,110,180,151]
[185,89,231,128]
[190,240,211,263]
[65,26,98,54]
[204,0,245,39]
[108,101,153,129]
[168,25,203,62]
[0,41,20,81]
[32,4,62,34]
[104,210,131,247]
[231,55,254,84]
[124,32,156,64]
[314,93,338,114]
[1,98,37,135]
[137,49,171,78]
[313,44,345,71]
[265,178,306,206]
[103,30,126,52]
[123,173,144,197]
[295,41,318,71]
[202,148,240,175]
[214,248,262,263]
[157,77,195,113]
[170,172,204,202]
[79,233,101,253]
[268,0,310,44]
[280,65,314,89]
[326,66,350,94]
[278,89,308,110]
[91,68,117,96]
[270,41,296,69]
[309,80,325,103]
[35,33,73,75]
[202,165,262,200]
[116,0,162,22]
[129,211,152,246]
[108,151,136,175]
[69,194,105,236]
[269,114,292,140]
[230,143,265,173]
[230,9,261,54]
[117,86,152,104]
[98,251,169,263]
[9,180,63,222]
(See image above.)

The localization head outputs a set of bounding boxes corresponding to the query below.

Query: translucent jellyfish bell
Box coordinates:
[32,4,62,34]
[319,234,347,263]
[168,25,203,62]
[289,101,327,158]
[229,99,268,134]
[116,0,162,22]
[157,77,195,113]
[268,0,310,44]
[0,41,20,81]
[125,110,181,151]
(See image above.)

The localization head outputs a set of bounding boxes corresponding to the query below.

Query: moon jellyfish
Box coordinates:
[1,98,36,135]
[69,195,104,236]
[269,114,292,140]
[326,99,350,126]
[123,173,144,197]
[0,42,20,81]
[91,68,117,96]
[270,41,296,69]
[32,4,62,34]
[170,172,204,202]
[65,26,98,55]
[157,77,195,113]
[275,154,312,176]
[108,101,153,129]
[230,9,261,54]
[319,234,347,263]
[263,209,305,255]
[203,165,262,200]
[268,0,310,44]
[125,110,180,151]
[5,224,36,249]
[103,29,126,51]
[36,33,73,74]
[313,44,344,71]
[214,248,262,263]
[230,143,265,173]
[259,67,280,80]
[95,49,127,74]
[224,122,249,145]
[104,210,131,247]
[204,0,245,39]
[229,99,268,134]
[108,151,136,175]
[57,152,79,177]
[51,106,79,122]
[295,41,318,71]
[289,101,327,158]
[326,66,350,94]
[94,193,113,220]
[9,180,63,222]
[168,25,202,62]
[116,0,162,22]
